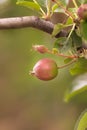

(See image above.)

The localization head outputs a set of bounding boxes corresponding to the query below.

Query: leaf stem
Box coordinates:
[66,23,75,43]
[33,0,46,15]
[46,0,52,16]
[72,0,78,8]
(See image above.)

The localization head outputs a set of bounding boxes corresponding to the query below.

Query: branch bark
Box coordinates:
[0,16,67,38]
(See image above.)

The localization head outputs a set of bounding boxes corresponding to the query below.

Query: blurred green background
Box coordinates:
[0,0,86,130]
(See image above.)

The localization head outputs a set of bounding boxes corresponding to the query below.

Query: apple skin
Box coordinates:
[77,4,87,20]
[32,58,58,81]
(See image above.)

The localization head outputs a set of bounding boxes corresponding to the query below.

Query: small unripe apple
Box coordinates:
[30,58,58,81]
[77,4,87,20]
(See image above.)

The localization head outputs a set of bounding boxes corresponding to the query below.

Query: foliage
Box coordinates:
[75,109,87,130]
[16,0,87,129]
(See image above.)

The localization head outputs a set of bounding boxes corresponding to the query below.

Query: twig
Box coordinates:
[0,16,67,38]
[47,50,78,59]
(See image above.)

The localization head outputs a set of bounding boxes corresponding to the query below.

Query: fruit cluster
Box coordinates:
[30,45,58,81]
[30,45,77,81]
[30,4,87,81]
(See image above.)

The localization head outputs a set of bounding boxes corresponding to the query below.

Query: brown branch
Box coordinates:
[0,16,67,38]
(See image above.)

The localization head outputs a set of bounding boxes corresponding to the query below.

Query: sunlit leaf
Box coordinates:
[52,23,64,37]
[71,30,82,48]
[80,21,87,42]
[77,0,87,4]
[58,0,69,6]
[64,73,87,103]
[68,8,77,13]
[52,4,58,13]
[16,1,40,11]
[35,0,46,7]
[64,58,73,64]
[52,7,65,13]
[75,109,87,130]
[70,58,87,75]
[65,17,73,25]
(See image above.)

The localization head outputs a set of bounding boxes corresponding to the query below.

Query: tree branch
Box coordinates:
[0,16,67,38]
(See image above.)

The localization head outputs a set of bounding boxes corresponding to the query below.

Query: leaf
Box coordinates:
[77,0,86,4]
[71,30,82,49]
[75,109,87,130]
[64,58,73,64]
[35,0,47,7]
[46,0,53,12]
[52,7,65,13]
[82,0,87,4]
[65,17,73,25]
[68,8,77,14]
[84,0,87,3]
[70,58,87,75]
[61,37,73,52]
[52,4,58,13]
[64,73,87,103]
[16,1,40,11]
[52,23,64,37]
[80,21,87,43]
[58,0,69,6]
[54,37,72,53]
[54,37,67,49]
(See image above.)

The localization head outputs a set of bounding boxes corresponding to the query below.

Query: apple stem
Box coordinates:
[47,50,78,59]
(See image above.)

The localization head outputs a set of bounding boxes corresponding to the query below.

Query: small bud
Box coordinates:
[32,45,48,53]
[30,58,58,81]
[77,4,87,20]
[52,48,58,54]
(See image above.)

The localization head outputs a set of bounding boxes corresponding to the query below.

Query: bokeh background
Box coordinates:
[0,0,86,130]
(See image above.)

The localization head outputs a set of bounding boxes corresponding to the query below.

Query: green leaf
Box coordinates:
[61,37,73,52]
[77,0,86,4]
[54,37,67,49]
[65,17,73,25]
[71,30,82,49]
[80,21,87,42]
[64,73,87,103]
[58,0,69,6]
[35,0,46,7]
[75,110,87,130]
[52,4,58,13]
[64,58,73,64]
[52,7,65,13]
[68,7,77,13]
[52,23,64,37]
[46,0,53,15]
[16,1,40,11]
[70,58,87,75]
[54,37,72,53]
[84,0,87,3]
